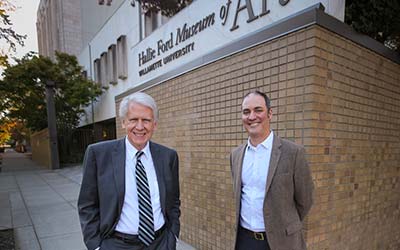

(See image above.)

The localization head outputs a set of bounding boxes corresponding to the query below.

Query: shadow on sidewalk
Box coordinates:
[0,229,14,250]
[0,149,196,250]
[0,149,46,173]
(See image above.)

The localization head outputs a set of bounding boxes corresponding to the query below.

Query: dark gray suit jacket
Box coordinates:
[78,138,180,250]
[230,133,314,250]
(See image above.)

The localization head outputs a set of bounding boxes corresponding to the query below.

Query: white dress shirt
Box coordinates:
[240,132,273,232]
[115,138,165,234]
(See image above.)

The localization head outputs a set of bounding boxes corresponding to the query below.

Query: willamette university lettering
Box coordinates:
[139,59,162,76]
[163,42,195,65]
[175,13,215,45]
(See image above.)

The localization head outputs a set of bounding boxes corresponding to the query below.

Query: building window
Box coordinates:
[100,52,108,86]
[117,35,128,79]
[107,45,117,85]
[93,36,128,85]
[143,11,169,38]
[144,10,158,37]
[93,59,101,84]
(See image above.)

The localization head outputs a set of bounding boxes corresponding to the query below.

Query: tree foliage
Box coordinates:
[345,0,400,51]
[0,52,104,132]
[0,117,15,144]
[138,0,192,17]
[0,117,29,145]
[100,0,192,17]
[0,0,26,66]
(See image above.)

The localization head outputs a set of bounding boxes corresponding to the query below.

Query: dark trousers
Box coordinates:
[236,226,271,250]
[100,227,176,250]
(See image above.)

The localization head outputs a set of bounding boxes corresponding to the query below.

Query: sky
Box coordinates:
[1,0,41,60]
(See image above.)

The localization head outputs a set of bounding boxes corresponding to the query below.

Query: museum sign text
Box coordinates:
[138,0,291,77]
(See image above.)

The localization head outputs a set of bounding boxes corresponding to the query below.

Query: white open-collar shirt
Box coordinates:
[115,138,165,234]
[240,131,274,232]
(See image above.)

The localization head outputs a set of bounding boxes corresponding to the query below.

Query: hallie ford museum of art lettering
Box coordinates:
[134,0,344,81]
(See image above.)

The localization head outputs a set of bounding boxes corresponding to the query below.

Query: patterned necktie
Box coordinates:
[135,151,155,246]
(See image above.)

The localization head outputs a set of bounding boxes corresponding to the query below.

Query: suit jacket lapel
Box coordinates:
[234,144,247,224]
[265,133,282,194]
[112,138,126,214]
[150,141,166,215]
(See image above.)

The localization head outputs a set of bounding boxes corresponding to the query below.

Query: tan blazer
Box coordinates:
[230,133,314,250]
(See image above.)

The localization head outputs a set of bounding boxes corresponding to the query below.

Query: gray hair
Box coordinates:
[119,92,159,121]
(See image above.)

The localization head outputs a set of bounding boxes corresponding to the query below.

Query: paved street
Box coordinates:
[0,150,195,250]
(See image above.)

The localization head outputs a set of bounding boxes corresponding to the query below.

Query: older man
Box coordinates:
[78,92,180,250]
[230,90,314,250]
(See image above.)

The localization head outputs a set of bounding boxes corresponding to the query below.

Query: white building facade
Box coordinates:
[36,0,347,134]
[37,0,83,59]
[77,0,345,129]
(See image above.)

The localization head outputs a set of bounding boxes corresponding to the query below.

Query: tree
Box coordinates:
[0,117,29,145]
[0,117,15,145]
[138,0,192,17]
[99,0,193,17]
[345,0,400,51]
[0,0,26,66]
[0,52,105,132]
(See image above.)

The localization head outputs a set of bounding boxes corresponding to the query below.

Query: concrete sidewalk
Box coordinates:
[0,150,195,250]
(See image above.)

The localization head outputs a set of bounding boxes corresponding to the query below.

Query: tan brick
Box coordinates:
[114,26,400,250]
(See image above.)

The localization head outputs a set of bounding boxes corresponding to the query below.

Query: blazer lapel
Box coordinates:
[265,133,282,194]
[234,144,247,225]
[112,138,126,214]
[235,144,246,193]
[150,142,166,215]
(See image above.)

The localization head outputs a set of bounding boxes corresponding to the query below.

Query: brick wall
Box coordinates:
[305,27,400,250]
[116,25,400,249]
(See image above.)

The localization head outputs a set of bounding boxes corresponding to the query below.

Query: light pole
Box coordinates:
[45,80,60,169]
